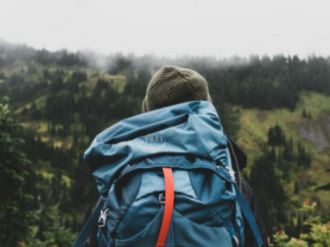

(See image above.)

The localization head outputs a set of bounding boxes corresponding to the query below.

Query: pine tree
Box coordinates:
[268,124,286,146]
[249,153,286,235]
[307,112,312,119]
[297,142,312,169]
[294,180,299,194]
[269,147,277,161]
[0,102,35,246]
[283,137,294,161]
[295,216,302,238]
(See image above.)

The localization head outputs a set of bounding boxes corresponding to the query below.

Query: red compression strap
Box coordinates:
[156,167,174,247]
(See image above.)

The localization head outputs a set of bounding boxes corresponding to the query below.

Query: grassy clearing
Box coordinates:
[0,60,27,76]
[87,74,126,93]
[237,91,330,160]
[15,95,48,114]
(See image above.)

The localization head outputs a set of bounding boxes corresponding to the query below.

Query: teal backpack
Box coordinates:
[73,101,263,247]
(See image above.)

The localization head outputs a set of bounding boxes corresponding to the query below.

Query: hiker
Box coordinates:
[141,66,268,247]
[75,66,268,247]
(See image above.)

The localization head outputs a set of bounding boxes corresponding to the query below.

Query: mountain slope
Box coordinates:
[237,91,330,214]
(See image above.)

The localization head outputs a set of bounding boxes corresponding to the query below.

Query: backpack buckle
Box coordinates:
[158,193,165,204]
[225,167,236,183]
[98,208,109,228]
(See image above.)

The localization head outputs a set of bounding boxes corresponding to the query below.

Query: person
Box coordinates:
[79,65,268,247]
[141,65,268,247]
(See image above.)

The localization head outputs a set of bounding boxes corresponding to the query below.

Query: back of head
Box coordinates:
[142,65,212,112]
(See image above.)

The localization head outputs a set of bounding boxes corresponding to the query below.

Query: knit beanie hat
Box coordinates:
[142,66,212,112]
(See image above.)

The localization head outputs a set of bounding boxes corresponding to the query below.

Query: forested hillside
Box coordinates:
[0,41,330,246]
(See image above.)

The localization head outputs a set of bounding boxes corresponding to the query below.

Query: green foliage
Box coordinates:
[21,221,77,247]
[315,168,330,192]
[37,205,76,247]
[272,233,309,247]
[271,202,330,247]
[42,225,77,247]
[0,100,36,247]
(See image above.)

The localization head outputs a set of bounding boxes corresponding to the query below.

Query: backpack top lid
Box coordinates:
[84,101,231,194]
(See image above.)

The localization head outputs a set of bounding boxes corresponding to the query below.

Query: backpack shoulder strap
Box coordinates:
[72,197,103,247]
[234,184,264,247]
[226,134,247,171]
[156,167,175,247]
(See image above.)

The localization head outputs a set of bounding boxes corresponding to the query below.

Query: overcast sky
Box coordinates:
[0,0,330,58]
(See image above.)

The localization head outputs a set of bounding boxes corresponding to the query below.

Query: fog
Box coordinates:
[1,0,330,58]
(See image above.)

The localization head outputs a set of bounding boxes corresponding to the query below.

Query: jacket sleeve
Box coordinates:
[240,178,269,247]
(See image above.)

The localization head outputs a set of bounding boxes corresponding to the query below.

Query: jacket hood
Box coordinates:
[84,101,230,194]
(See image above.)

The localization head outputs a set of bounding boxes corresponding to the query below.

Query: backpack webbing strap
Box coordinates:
[234,185,264,247]
[156,167,175,247]
[72,197,103,247]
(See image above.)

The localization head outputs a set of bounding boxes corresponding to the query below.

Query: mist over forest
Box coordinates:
[1,40,330,246]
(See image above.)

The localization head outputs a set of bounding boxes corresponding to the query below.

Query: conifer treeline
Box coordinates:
[1,42,329,242]
[1,42,330,112]
[106,54,330,111]
[249,124,312,236]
